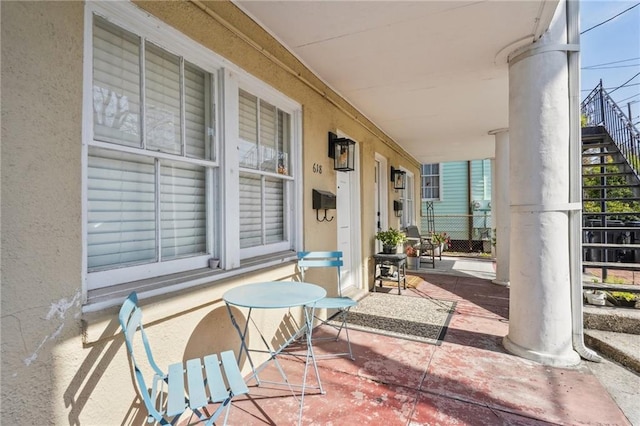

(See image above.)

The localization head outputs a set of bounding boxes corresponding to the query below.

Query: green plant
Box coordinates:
[376,228,407,247]
[610,291,637,302]
[604,276,627,285]
[431,231,451,248]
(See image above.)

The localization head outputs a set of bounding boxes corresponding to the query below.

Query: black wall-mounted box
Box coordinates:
[312,189,336,210]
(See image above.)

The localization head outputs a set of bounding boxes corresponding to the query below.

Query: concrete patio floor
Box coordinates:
[223,258,636,425]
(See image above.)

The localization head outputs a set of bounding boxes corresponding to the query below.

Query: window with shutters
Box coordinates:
[84,4,301,293]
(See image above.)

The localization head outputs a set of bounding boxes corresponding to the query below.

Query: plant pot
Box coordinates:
[585,290,606,306]
[382,245,396,254]
[406,256,419,270]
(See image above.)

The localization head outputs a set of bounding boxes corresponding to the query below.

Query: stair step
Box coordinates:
[583,162,627,167]
[584,212,640,216]
[583,261,640,269]
[582,142,615,150]
[583,282,640,293]
[584,227,640,231]
[583,198,640,202]
[584,330,640,375]
[583,184,640,190]
[583,243,640,249]
[583,303,640,333]
[582,151,620,157]
[583,172,631,178]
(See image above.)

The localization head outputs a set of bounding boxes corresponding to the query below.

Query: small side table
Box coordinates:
[373,253,407,295]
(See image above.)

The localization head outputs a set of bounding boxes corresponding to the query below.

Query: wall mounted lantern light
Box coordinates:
[328,132,356,171]
[390,166,406,190]
[393,200,403,217]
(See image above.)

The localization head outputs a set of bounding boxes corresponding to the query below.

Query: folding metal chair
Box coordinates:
[297,251,357,360]
[118,292,248,426]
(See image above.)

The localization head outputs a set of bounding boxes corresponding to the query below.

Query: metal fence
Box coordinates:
[420,213,493,253]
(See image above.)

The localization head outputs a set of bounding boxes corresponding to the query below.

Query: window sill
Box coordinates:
[83,250,298,314]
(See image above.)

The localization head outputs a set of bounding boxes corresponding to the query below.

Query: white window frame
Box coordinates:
[400,169,414,227]
[421,163,441,201]
[82,2,302,300]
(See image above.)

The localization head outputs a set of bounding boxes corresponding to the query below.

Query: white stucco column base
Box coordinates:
[503,335,580,366]
[503,1,579,367]
[492,278,510,287]
[489,129,510,288]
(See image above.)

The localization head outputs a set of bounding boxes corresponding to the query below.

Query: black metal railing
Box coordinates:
[581,81,640,178]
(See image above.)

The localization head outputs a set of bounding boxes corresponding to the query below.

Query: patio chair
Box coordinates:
[118,292,248,426]
[297,251,357,360]
[405,225,437,268]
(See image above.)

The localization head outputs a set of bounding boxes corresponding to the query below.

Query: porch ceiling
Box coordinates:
[235,0,559,163]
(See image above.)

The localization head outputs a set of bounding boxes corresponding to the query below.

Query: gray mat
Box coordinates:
[332,292,456,345]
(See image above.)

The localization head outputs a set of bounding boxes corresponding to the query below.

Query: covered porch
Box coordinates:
[218,262,634,425]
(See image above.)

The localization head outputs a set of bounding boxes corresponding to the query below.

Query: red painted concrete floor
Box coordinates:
[225,273,631,426]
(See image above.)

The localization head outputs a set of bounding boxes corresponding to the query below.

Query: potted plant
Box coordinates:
[430,231,451,255]
[376,228,407,254]
[405,244,419,269]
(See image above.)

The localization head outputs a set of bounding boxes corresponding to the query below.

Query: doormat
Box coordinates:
[331,292,456,345]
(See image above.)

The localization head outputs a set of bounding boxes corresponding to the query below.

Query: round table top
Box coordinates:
[223,281,326,309]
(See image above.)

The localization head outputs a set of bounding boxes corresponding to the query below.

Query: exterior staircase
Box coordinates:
[581,81,640,282]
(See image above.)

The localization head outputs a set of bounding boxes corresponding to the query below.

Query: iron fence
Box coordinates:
[419,213,493,253]
[581,81,640,176]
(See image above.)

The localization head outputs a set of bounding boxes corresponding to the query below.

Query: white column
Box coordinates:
[489,129,510,287]
[502,1,580,366]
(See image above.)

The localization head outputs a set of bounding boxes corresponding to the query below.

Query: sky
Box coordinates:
[580,0,640,125]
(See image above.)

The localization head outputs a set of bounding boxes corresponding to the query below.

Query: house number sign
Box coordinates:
[312,163,323,174]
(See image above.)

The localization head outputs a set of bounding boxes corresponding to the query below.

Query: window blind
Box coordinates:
[93,16,141,147]
[265,177,284,243]
[145,41,181,154]
[239,173,262,248]
[239,90,258,169]
[160,161,206,259]
[184,63,208,160]
[87,147,156,270]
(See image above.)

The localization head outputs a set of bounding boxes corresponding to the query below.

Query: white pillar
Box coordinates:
[503,1,580,366]
[489,129,510,287]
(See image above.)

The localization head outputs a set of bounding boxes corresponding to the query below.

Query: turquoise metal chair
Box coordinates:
[297,251,357,360]
[118,292,248,426]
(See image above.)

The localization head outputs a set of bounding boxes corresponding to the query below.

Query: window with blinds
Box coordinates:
[85,5,300,292]
[238,90,290,251]
[421,163,440,200]
[88,15,214,280]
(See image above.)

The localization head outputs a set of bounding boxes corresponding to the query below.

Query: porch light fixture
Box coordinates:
[328,132,355,172]
[393,200,403,217]
[390,166,406,190]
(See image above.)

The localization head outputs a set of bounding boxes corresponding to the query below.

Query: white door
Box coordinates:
[336,141,361,293]
[337,171,354,292]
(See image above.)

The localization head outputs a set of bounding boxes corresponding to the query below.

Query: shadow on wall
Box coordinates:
[64,319,124,426]
[64,301,249,425]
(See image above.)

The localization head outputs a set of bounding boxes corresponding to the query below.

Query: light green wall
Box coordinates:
[420,160,492,241]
